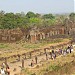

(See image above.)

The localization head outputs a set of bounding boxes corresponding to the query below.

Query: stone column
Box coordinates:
[24,54,26,59]
[5,58,7,65]
[22,59,24,68]
[35,56,38,64]
[29,52,32,59]
[46,53,48,60]
[44,48,46,54]
[18,54,20,61]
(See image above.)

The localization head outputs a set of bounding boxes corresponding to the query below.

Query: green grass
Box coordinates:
[0,43,9,48]
[22,39,63,49]
[0,38,67,50]
[23,44,40,49]
[47,64,61,72]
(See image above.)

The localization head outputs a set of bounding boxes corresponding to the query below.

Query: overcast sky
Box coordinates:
[0,0,75,14]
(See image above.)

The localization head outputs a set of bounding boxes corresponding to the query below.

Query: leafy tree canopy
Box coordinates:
[69,13,75,23]
[43,14,55,19]
[26,11,36,18]
[0,10,73,29]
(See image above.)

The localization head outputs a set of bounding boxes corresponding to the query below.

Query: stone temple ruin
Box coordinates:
[0,19,75,43]
[0,28,23,42]
[29,25,65,43]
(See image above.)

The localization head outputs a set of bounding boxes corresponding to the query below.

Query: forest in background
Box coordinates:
[0,10,75,29]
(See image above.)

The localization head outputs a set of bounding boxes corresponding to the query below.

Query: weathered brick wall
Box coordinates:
[0,28,23,42]
[29,25,66,43]
[0,23,74,43]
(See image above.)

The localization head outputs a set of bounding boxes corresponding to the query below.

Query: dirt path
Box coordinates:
[9,54,48,75]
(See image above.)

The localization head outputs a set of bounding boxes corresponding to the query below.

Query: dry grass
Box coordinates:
[0,38,74,75]
[0,38,70,58]
[22,52,75,75]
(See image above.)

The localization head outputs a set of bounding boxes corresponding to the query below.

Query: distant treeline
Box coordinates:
[0,10,75,29]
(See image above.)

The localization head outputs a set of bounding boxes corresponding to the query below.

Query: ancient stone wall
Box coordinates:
[0,28,23,42]
[29,25,66,43]
[0,22,74,43]
[0,27,67,43]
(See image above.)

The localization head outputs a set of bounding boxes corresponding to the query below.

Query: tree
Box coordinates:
[36,13,41,18]
[0,10,5,15]
[43,14,55,19]
[0,10,5,29]
[69,13,75,23]
[29,18,41,23]
[20,12,25,17]
[26,11,36,18]
[0,11,72,29]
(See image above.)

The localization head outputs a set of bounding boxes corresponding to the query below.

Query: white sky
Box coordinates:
[0,0,74,14]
